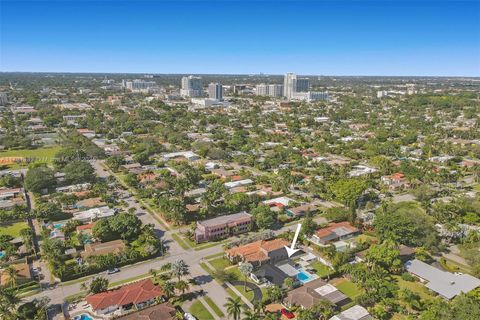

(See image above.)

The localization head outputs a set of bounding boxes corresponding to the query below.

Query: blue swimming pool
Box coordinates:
[297,271,313,283]
[53,223,63,229]
[0,251,5,259]
[73,314,93,320]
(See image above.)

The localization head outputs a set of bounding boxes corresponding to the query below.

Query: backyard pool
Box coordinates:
[0,251,5,259]
[73,314,93,320]
[53,223,64,229]
[297,270,317,283]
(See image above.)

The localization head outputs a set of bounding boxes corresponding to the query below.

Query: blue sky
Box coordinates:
[1,0,479,76]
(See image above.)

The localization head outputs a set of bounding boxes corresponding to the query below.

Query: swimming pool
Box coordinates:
[0,251,5,259]
[73,314,93,320]
[297,270,315,283]
[53,223,63,229]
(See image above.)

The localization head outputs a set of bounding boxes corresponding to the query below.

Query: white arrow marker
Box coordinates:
[285,223,302,258]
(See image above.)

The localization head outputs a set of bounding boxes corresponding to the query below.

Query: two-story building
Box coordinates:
[225,238,290,266]
[194,211,252,243]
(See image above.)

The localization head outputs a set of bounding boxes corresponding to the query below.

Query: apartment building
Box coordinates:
[194,211,252,243]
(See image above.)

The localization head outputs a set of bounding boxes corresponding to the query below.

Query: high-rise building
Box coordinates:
[296,78,310,92]
[123,79,156,91]
[256,84,283,97]
[283,73,297,99]
[208,83,223,100]
[268,84,284,97]
[0,92,7,105]
[181,76,203,97]
[256,84,268,96]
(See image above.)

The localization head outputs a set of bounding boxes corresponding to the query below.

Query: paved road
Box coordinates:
[27,159,327,317]
[26,159,230,317]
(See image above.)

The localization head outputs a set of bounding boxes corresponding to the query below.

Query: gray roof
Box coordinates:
[330,305,372,320]
[198,211,252,228]
[405,259,480,299]
[255,264,293,287]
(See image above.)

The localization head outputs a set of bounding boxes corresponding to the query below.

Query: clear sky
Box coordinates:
[1,0,479,76]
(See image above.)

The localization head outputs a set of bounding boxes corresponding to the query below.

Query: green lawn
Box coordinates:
[204,296,225,317]
[209,257,231,271]
[0,146,62,168]
[182,235,228,251]
[394,276,434,301]
[310,261,334,278]
[0,221,29,238]
[190,300,214,320]
[234,284,255,301]
[172,233,191,250]
[333,279,361,299]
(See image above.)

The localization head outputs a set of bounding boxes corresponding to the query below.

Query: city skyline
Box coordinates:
[1,0,479,76]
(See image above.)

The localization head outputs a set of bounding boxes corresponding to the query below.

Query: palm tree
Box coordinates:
[0,286,19,320]
[160,281,176,299]
[175,279,190,295]
[224,296,242,320]
[253,300,265,315]
[242,308,260,320]
[4,265,18,288]
[171,259,189,281]
[238,262,253,291]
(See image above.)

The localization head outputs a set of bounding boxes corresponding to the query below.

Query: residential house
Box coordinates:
[311,222,359,246]
[263,196,295,212]
[224,179,253,190]
[76,222,97,236]
[0,262,32,286]
[195,211,252,243]
[330,305,372,320]
[381,172,410,190]
[286,203,318,217]
[85,279,164,315]
[285,278,349,309]
[226,238,290,266]
[82,239,125,258]
[116,302,177,320]
[73,206,115,223]
[405,259,480,300]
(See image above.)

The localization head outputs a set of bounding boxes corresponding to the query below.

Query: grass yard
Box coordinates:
[332,278,361,299]
[190,300,214,320]
[310,260,334,278]
[204,296,225,317]
[171,233,190,250]
[394,276,434,301]
[0,221,29,237]
[0,146,62,168]
[234,284,255,301]
[182,235,228,251]
[209,257,231,271]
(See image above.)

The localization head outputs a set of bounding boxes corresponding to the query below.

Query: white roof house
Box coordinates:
[73,206,115,223]
[349,165,377,177]
[405,259,480,300]
[224,179,253,189]
[330,305,372,320]
[162,151,199,161]
[262,196,294,207]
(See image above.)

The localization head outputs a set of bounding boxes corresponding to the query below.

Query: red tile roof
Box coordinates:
[315,221,358,239]
[86,279,164,311]
[226,238,289,263]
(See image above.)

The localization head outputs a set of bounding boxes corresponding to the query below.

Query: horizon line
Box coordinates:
[0,71,479,78]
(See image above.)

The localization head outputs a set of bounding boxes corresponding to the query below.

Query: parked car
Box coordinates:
[281,308,295,319]
[184,313,197,320]
[107,267,120,274]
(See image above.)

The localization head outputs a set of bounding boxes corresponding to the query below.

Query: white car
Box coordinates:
[184,313,197,320]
